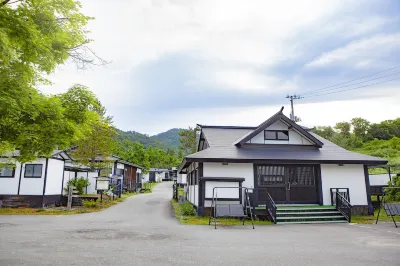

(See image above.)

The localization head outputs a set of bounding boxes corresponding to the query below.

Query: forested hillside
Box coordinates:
[313,117,400,164]
[116,128,183,150]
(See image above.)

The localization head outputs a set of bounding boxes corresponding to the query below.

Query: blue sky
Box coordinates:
[42,0,400,135]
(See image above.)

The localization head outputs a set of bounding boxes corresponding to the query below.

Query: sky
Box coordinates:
[40,0,400,135]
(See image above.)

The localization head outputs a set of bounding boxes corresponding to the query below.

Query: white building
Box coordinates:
[0,150,70,207]
[0,152,143,207]
[178,108,387,220]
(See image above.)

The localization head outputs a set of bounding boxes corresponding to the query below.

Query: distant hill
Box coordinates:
[153,128,182,148]
[116,128,183,150]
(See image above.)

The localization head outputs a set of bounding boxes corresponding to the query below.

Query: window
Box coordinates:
[257,166,285,186]
[0,165,15,178]
[24,164,43,178]
[264,130,289,141]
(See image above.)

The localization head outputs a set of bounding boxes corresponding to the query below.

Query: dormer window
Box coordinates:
[264,130,289,141]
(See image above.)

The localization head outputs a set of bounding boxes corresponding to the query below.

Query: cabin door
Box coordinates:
[255,165,319,204]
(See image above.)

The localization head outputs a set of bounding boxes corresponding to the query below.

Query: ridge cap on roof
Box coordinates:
[233,107,324,148]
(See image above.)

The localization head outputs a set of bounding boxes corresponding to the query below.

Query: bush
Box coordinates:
[386,175,400,202]
[65,177,91,195]
[179,202,196,216]
[82,199,99,208]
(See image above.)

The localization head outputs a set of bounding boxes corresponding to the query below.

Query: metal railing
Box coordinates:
[265,192,277,223]
[330,188,350,205]
[336,192,352,222]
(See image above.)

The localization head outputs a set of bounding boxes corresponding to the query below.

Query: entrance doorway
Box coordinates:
[255,165,320,204]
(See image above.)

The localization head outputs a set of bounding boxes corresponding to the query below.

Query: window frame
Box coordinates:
[0,165,16,178]
[24,164,43,178]
[264,130,289,141]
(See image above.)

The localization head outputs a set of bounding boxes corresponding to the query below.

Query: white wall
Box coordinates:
[142,173,149,183]
[45,159,64,195]
[86,172,99,194]
[188,185,197,206]
[321,164,367,205]
[369,174,395,186]
[178,174,187,184]
[19,158,47,195]
[205,181,239,198]
[0,159,22,195]
[203,162,254,189]
[247,120,312,145]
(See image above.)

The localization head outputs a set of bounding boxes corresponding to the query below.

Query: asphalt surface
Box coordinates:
[1,182,399,266]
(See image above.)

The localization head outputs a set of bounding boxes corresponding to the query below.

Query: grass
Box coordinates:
[171,199,272,226]
[352,207,400,224]
[141,182,161,193]
[0,192,138,215]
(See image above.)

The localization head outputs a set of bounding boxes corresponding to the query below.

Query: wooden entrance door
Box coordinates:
[255,165,319,204]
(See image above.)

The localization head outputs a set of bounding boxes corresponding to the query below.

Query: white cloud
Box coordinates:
[306,33,400,68]
[38,0,400,133]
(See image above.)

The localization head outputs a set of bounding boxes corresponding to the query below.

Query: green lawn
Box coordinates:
[0,192,138,215]
[171,199,272,226]
[352,208,400,224]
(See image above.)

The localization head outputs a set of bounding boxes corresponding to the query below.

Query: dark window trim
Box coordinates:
[0,165,16,178]
[24,164,43,178]
[264,130,289,141]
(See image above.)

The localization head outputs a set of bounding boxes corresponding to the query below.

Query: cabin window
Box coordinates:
[264,130,289,141]
[0,165,15,178]
[24,164,43,178]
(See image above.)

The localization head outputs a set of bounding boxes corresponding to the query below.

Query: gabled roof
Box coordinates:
[234,107,324,148]
[178,110,388,173]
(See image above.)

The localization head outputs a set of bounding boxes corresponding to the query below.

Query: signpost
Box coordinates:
[95,177,110,203]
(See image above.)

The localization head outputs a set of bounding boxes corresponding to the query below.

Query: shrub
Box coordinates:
[179,202,196,216]
[386,175,400,202]
[82,199,99,208]
[65,177,91,195]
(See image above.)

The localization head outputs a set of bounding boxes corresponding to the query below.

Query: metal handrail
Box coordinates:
[336,192,352,222]
[265,192,277,223]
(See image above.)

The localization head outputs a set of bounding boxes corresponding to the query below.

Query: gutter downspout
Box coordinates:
[42,158,49,208]
[17,163,24,195]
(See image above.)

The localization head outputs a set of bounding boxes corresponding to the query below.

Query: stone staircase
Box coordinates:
[275,205,348,224]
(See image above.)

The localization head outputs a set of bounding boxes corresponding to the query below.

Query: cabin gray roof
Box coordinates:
[182,126,387,165]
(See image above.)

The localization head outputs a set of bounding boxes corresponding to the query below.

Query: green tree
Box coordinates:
[350,117,370,140]
[0,0,105,161]
[179,126,199,156]
[334,122,351,136]
[312,126,335,140]
[71,100,117,170]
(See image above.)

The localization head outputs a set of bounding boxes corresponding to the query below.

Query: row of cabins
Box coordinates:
[177,109,391,218]
[0,151,144,208]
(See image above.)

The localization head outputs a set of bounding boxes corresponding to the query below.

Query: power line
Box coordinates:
[301,65,400,96]
[301,71,400,96]
[302,77,400,98]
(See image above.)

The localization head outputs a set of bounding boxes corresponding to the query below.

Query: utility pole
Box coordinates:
[286,95,303,121]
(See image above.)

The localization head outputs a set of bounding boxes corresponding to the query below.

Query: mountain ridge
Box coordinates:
[117,128,183,150]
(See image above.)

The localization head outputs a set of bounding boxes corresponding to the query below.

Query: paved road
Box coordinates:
[1,182,399,266]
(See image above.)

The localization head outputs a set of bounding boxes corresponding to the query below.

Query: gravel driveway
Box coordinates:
[0,182,399,266]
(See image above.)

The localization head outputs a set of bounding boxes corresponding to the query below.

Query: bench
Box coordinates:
[216,204,247,218]
[376,203,400,228]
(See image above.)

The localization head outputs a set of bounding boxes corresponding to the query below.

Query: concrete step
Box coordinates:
[277,220,348,225]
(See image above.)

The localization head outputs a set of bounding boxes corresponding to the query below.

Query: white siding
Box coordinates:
[0,159,21,195]
[205,181,239,198]
[203,162,254,189]
[178,174,187,184]
[247,120,312,145]
[369,174,394,186]
[44,159,64,195]
[86,172,99,194]
[19,158,47,195]
[188,185,198,206]
[321,164,367,205]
